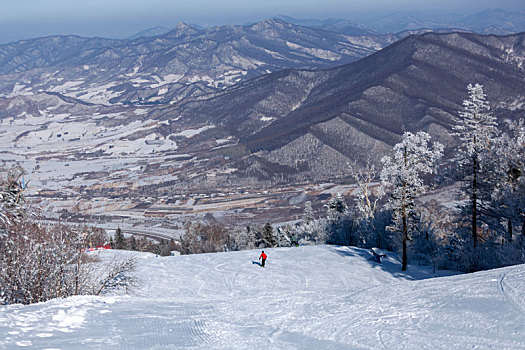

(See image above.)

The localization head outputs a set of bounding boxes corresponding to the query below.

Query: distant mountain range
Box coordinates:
[0,19,395,106]
[130,9,525,41]
[0,15,524,225]
[355,8,525,35]
[274,16,379,36]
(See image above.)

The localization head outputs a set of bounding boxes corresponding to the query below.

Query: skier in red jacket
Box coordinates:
[259,251,267,267]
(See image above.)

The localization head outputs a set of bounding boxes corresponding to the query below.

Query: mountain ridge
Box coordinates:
[166,31,525,171]
[0,19,395,106]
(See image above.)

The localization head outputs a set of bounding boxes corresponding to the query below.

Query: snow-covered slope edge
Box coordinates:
[0,245,523,349]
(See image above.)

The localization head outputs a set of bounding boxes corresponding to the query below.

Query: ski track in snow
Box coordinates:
[0,245,524,349]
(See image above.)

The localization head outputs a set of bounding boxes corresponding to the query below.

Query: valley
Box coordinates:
[0,21,524,236]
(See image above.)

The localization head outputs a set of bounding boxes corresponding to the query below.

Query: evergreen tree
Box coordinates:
[452,84,499,248]
[325,193,348,222]
[128,236,138,251]
[260,223,277,248]
[303,201,315,225]
[380,131,443,271]
[114,227,126,250]
[491,119,525,241]
[324,194,351,245]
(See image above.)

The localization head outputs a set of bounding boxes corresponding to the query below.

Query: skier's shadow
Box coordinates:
[252,261,262,266]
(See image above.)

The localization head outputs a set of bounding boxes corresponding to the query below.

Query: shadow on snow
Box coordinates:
[328,245,448,281]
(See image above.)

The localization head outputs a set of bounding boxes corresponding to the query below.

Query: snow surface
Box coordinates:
[0,245,524,349]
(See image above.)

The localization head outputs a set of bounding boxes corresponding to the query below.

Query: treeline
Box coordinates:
[112,227,175,256]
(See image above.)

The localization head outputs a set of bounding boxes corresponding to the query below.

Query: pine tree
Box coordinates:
[380,131,443,271]
[491,119,525,242]
[114,227,126,250]
[303,201,315,225]
[261,223,277,247]
[324,193,351,245]
[325,193,348,222]
[452,84,499,248]
[128,236,138,251]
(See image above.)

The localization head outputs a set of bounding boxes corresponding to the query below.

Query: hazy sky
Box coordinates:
[1,0,524,44]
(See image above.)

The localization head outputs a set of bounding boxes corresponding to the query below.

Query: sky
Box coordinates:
[0,0,524,44]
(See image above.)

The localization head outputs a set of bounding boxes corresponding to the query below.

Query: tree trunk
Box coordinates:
[402,205,408,271]
[472,156,478,247]
[508,217,513,242]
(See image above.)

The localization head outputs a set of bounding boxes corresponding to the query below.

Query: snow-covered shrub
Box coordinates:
[0,219,133,305]
[0,169,136,305]
[92,257,136,295]
[352,210,394,250]
[0,166,26,227]
[441,227,476,272]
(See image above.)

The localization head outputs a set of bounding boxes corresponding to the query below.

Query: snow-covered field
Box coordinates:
[1,245,524,349]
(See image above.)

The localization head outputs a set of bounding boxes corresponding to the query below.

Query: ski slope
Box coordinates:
[1,245,524,349]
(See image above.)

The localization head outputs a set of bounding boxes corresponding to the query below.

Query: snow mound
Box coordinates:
[0,245,523,349]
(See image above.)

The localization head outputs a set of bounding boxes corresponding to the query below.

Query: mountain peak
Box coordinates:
[176,21,192,30]
[250,18,290,31]
[164,22,200,38]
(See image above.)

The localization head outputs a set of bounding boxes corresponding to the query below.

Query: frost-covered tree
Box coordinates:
[348,160,387,248]
[380,131,443,271]
[410,206,449,273]
[290,215,328,245]
[452,83,499,247]
[490,119,525,241]
[324,193,352,245]
[262,223,277,247]
[254,223,277,248]
[0,166,27,226]
[231,226,255,251]
[325,193,348,222]
[349,160,382,221]
[297,201,323,243]
[0,218,135,305]
[303,201,315,225]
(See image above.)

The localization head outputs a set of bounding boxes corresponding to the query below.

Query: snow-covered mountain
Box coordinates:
[1,31,523,230]
[0,19,395,106]
[0,245,523,348]
[166,31,525,179]
[356,8,525,35]
[275,16,380,36]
